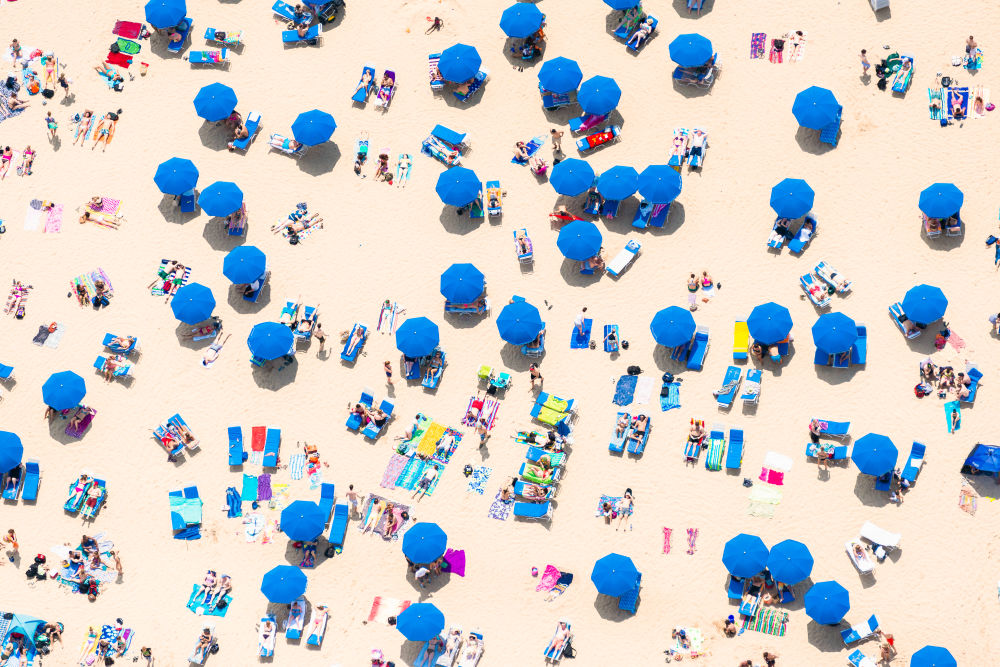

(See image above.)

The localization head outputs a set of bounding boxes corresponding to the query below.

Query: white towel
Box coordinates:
[23,197,42,231]
[633,376,655,404]
[289,454,306,480]
[762,452,793,472]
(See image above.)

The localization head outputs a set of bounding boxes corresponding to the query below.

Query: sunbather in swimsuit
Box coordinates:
[362,499,386,532]
[629,415,648,441]
[197,571,217,600]
[626,18,654,47]
[67,474,90,505]
[0,147,12,180]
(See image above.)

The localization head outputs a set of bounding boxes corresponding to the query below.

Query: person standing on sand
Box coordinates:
[860,49,870,76]
[550,128,564,154]
[2,528,18,563]
[384,360,393,386]
[529,363,543,388]
[574,307,588,336]
[346,484,360,516]
[313,323,326,352]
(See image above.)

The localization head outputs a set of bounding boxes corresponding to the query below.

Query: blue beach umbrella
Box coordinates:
[578,76,621,115]
[402,522,448,564]
[604,0,640,9]
[638,165,682,203]
[918,183,964,218]
[291,109,336,146]
[770,178,815,218]
[223,246,266,284]
[804,581,850,625]
[747,302,793,344]
[198,181,243,217]
[650,307,696,347]
[852,433,898,477]
[395,317,440,357]
[792,86,841,130]
[0,431,23,472]
[438,43,482,83]
[811,312,858,354]
[911,646,957,667]
[153,157,198,195]
[144,0,185,29]
[766,539,813,585]
[170,283,216,325]
[500,3,544,38]
[668,33,714,67]
[722,533,769,578]
[42,371,86,411]
[397,603,446,641]
[280,501,326,541]
[597,166,639,200]
[496,301,543,345]
[440,263,485,303]
[550,158,596,197]
[260,565,307,603]
[591,553,639,597]
[436,167,481,207]
[193,83,237,123]
[557,220,603,260]
[538,57,583,93]
[247,323,294,361]
[902,284,948,324]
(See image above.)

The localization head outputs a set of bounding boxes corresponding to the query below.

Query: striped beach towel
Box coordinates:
[744,608,788,636]
[660,382,681,411]
[289,453,306,480]
[367,597,412,624]
[432,430,462,464]
[92,268,113,295]
[395,455,426,490]
[151,259,191,296]
[380,453,408,489]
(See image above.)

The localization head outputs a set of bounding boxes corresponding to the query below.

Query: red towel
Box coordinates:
[106,52,132,68]
[251,426,266,451]
[113,21,142,39]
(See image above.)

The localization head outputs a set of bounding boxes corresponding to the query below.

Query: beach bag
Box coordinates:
[661,372,674,383]
[627,365,642,375]
[41,88,53,99]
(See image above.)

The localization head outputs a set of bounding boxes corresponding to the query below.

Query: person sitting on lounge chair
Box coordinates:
[615,413,629,437]
[270,134,304,153]
[945,216,961,234]
[69,407,95,431]
[526,328,546,349]
[583,250,606,272]
[626,17,655,47]
[354,70,373,96]
[896,311,919,336]
[688,420,706,444]
[629,415,648,442]
[110,335,135,350]
[546,621,571,655]
[424,352,444,381]
[102,354,125,381]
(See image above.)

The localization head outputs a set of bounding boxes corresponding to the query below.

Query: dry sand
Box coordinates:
[1,0,999,664]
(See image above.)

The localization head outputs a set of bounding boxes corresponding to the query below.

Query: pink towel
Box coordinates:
[759,468,784,485]
[44,204,63,233]
[948,331,966,351]
[536,564,560,592]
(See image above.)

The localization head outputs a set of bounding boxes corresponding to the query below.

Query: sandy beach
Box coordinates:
[2,0,999,664]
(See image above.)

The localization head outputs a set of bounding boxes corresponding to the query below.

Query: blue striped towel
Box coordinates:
[613,375,638,406]
[660,382,680,411]
[395,455,425,490]
[226,487,242,518]
[289,454,306,480]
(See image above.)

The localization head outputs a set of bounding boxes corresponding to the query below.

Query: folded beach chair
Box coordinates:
[178,189,197,213]
[705,424,726,470]
[609,411,631,453]
[363,399,394,440]
[814,261,852,293]
[514,499,552,520]
[618,573,642,614]
[188,49,229,66]
[285,597,306,639]
[668,128,689,169]
[273,1,312,24]
[847,649,879,667]
[543,621,571,660]
[687,128,708,168]
[859,521,900,559]
[788,215,816,253]
[0,363,13,380]
[570,319,592,349]
[626,16,656,52]
[102,333,139,355]
[22,460,39,502]
[268,133,308,157]
[428,52,445,90]
[376,70,397,108]
[340,323,368,362]
[258,615,277,657]
[454,68,489,103]
[819,109,842,147]
[568,112,609,134]
[687,325,710,370]
[841,615,879,645]
[684,420,705,462]
[81,477,106,519]
[306,605,328,646]
[801,272,832,308]
[228,425,245,465]
[230,111,260,152]
[603,324,619,353]
[168,484,201,537]
[352,63,376,103]
[2,465,22,500]
[726,429,745,469]
[714,366,742,407]
[963,363,983,403]
[485,180,503,216]
[167,18,193,53]
[739,369,761,404]
[889,302,921,339]
[576,126,621,152]
[94,355,133,379]
[346,388,375,429]
[282,24,321,45]
[626,414,651,455]
[604,239,640,278]
[263,427,281,467]
[204,28,244,47]
[850,325,867,365]
[514,229,533,263]
[327,502,349,550]
[727,575,745,599]
[901,442,925,482]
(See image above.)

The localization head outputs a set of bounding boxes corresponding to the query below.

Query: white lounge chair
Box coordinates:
[435,625,463,666]
[859,521,901,561]
[258,616,277,657]
[846,539,875,574]
[606,239,640,277]
[188,622,217,664]
[456,630,484,667]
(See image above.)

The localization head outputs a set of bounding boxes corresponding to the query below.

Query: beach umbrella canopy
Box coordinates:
[438,43,482,83]
[604,0,640,9]
[0,431,23,472]
[193,83,238,122]
[578,75,622,115]
[811,312,858,354]
[500,3,544,38]
[395,317,440,357]
[402,522,448,564]
[902,284,948,324]
[557,220,603,260]
[436,167,482,207]
[537,56,583,93]
[650,306,697,347]
[747,302,793,344]
[918,183,963,218]
[153,157,198,195]
[769,178,815,218]
[223,245,266,284]
[280,501,326,541]
[396,603,446,641]
[638,165,682,203]
[852,433,898,477]
[804,580,850,625]
[550,158,596,197]
[291,109,336,146]
[963,444,1000,473]
[591,553,640,597]
[792,86,841,130]
[260,565,307,603]
[496,300,543,345]
[247,322,294,361]
[440,263,485,303]
[144,0,186,29]
[766,539,813,585]
[668,33,714,67]
[170,283,216,325]
[42,371,86,410]
[722,533,769,578]
[597,166,639,200]
[198,181,243,217]
[910,646,957,667]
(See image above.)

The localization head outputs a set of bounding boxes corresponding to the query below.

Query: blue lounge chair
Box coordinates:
[102,333,139,354]
[805,443,850,461]
[544,621,572,660]
[167,18,192,53]
[649,202,671,228]
[740,369,761,404]
[22,460,39,502]
[609,412,630,453]
[841,615,880,645]
[688,0,706,13]
[94,355,132,378]
[188,49,228,66]
[901,442,924,483]
[963,364,983,403]
[726,429,744,470]
[874,472,892,492]
[346,388,375,429]
[168,484,201,536]
[294,304,318,341]
[422,349,446,388]
[832,350,851,369]
[705,425,726,471]
[583,191,601,216]
[715,366,742,407]
[889,302,920,339]
[613,12,640,40]
[850,325,868,365]
[273,1,311,25]
[168,414,199,453]
[65,475,92,512]
[739,589,761,617]
[626,415,650,455]
[514,500,551,520]
[816,419,850,438]
[2,464,22,500]
[262,427,281,468]
[727,575,745,600]
[230,111,261,152]
[684,422,704,462]
[454,68,489,102]
[801,272,832,308]
[601,198,620,219]
[179,189,196,212]
[363,399,394,440]
[788,215,817,253]
[259,615,276,657]
[670,340,690,364]
[0,363,12,379]
[521,324,546,357]
[767,218,786,250]
[632,199,652,228]
[242,272,269,303]
[228,425,245,465]
[539,83,571,110]
[687,325,710,370]
[847,649,878,667]
[318,483,336,525]
[626,16,656,52]
[604,324,619,352]
[518,461,560,485]
[814,349,831,367]
[618,573,641,613]
[819,111,842,147]
[283,24,321,44]
[327,503,349,549]
[527,446,565,467]
[340,323,367,362]
[352,64,376,103]
[571,319,593,349]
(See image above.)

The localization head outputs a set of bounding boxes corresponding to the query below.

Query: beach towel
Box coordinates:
[151,259,191,296]
[570,319,592,348]
[762,452,793,472]
[758,468,785,485]
[613,374,638,406]
[257,473,272,501]
[289,453,306,480]
[769,38,783,64]
[544,572,573,601]
[511,135,544,164]
[949,86,970,120]
[44,203,63,233]
[748,485,783,517]
[946,400,961,433]
[959,487,977,515]
[633,376,655,405]
[663,527,672,554]
[250,425,266,451]
[488,490,513,520]
[744,608,788,636]
[243,513,264,541]
[43,322,65,349]
[536,565,561,592]
[226,486,242,518]
[417,422,446,458]
[116,37,142,55]
[947,330,967,351]
[31,325,49,346]
[970,86,990,119]
[660,382,680,411]
[113,21,143,39]
[928,88,945,120]
[105,51,133,68]
[597,494,622,517]
[789,31,807,62]
[687,528,698,554]
[380,453,408,489]
[367,597,412,624]
[188,583,231,617]
[241,474,257,501]
[750,33,766,59]
[433,429,462,463]
[466,465,491,494]
[443,548,466,577]
[24,199,44,231]
[75,116,96,143]
[394,454,425,491]
[0,86,26,124]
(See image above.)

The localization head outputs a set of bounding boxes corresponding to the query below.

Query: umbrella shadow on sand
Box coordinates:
[795,126,838,156]
[251,357,299,390]
[197,122,232,152]
[806,620,845,652]
[156,195,199,224]
[297,143,341,176]
[593,593,636,622]
[202,219,247,252]
[227,285,271,314]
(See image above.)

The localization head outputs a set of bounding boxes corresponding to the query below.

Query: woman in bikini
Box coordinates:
[92,111,121,152]
[42,53,57,88]
[66,474,91,506]
[74,111,94,146]
[0,147,12,180]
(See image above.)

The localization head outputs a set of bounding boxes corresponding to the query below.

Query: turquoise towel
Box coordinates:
[170,496,203,525]
[241,474,257,501]
[946,400,961,433]
[660,382,680,411]
[396,456,427,491]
